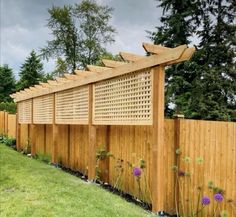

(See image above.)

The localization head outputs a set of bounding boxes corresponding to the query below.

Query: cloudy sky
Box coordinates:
[0,0,162,79]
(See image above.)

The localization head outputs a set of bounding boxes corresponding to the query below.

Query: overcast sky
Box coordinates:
[0,0,162,79]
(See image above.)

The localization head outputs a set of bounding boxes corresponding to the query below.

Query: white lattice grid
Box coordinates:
[33,94,54,124]
[93,70,153,125]
[55,86,89,124]
[18,100,32,124]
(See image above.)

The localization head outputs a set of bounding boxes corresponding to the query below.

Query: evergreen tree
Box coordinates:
[0,65,16,102]
[41,0,115,72]
[148,0,200,117]
[191,0,236,120]
[148,0,236,120]
[17,50,44,91]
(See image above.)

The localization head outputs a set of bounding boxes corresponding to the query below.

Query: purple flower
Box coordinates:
[133,167,141,177]
[178,170,185,176]
[202,196,210,205]
[214,193,223,202]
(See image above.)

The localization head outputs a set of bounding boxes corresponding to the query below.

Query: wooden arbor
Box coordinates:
[11,43,195,213]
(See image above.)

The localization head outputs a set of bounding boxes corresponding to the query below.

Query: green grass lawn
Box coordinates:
[0,144,154,217]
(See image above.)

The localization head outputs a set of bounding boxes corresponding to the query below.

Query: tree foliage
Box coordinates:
[41,0,116,73]
[148,0,236,121]
[0,65,16,102]
[17,50,44,91]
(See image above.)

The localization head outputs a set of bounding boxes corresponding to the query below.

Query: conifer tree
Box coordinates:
[17,50,44,91]
[148,0,236,120]
[0,65,16,102]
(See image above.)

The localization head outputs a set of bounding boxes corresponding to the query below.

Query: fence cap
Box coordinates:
[173,114,185,119]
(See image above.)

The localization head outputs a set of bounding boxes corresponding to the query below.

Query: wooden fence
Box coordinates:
[0,111,16,138]
[1,112,235,215]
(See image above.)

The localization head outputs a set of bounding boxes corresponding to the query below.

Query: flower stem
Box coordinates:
[175,175,179,217]
[213,203,219,217]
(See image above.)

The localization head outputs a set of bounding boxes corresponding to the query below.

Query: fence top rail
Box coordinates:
[11,43,195,102]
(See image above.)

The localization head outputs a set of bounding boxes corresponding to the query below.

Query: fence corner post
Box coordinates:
[151,65,165,213]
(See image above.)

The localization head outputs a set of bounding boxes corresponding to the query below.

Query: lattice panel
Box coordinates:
[18,100,32,124]
[33,94,53,124]
[93,70,153,125]
[55,86,89,124]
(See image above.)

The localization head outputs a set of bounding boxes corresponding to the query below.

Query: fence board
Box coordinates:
[7,114,16,138]
[0,111,5,134]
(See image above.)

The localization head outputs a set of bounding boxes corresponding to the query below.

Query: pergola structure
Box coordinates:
[11,43,195,212]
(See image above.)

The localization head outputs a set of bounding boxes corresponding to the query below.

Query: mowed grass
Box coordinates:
[0,144,154,217]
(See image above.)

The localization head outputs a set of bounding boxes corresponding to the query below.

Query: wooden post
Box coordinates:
[16,104,21,151]
[88,84,97,180]
[30,99,36,156]
[173,114,184,214]
[151,65,165,213]
[52,93,58,164]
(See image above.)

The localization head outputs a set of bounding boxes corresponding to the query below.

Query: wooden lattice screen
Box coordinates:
[55,86,89,124]
[18,100,32,124]
[93,70,153,125]
[33,94,53,124]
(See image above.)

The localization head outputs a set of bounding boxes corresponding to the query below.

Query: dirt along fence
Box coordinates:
[0,111,16,138]
[1,111,235,215]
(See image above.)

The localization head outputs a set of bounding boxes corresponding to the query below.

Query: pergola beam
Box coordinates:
[74,70,98,77]
[56,77,70,83]
[102,59,126,68]
[39,82,51,88]
[86,65,110,73]
[47,80,59,86]
[119,52,144,62]
[24,88,34,93]
[142,42,171,54]
[12,44,188,102]
[34,84,47,90]
[165,47,195,65]
[64,73,79,80]
[29,87,38,92]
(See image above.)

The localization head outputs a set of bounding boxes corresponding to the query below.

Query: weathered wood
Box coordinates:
[151,65,165,212]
